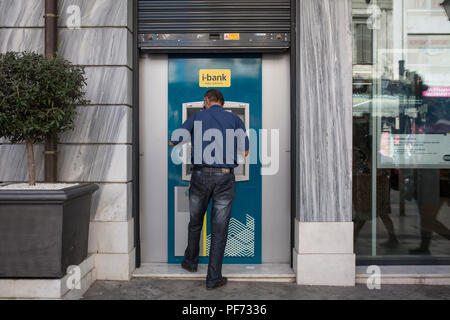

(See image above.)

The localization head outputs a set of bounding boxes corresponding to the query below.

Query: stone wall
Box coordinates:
[293,0,355,286]
[0,0,135,281]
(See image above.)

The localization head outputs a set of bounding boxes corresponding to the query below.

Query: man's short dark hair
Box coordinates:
[204,89,225,106]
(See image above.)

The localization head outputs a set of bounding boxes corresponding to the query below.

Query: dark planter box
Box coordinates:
[0,183,99,279]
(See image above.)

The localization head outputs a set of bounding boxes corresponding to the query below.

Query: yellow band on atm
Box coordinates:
[203,214,207,256]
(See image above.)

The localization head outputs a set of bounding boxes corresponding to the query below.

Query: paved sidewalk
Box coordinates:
[82,278,450,300]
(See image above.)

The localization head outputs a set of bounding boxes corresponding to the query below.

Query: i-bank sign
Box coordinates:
[199,69,231,87]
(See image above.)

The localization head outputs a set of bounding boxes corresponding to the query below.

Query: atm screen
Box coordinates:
[186,107,202,119]
[186,107,245,123]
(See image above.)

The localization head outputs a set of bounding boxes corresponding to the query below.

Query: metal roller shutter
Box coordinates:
[138,0,292,51]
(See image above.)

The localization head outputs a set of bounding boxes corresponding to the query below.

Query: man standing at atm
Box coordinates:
[169,89,249,289]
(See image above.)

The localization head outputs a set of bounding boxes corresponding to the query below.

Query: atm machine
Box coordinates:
[167,55,262,264]
[180,101,250,182]
[173,101,251,260]
[138,0,292,266]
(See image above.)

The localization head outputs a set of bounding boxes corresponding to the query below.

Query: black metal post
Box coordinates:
[290,0,298,268]
[133,0,142,268]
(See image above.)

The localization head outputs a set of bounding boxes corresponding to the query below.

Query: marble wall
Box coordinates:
[296,0,353,223]
[293,1,355,286]
[0,0,135,280]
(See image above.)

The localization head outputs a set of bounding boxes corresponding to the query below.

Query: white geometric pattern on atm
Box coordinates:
[206,214,255,257]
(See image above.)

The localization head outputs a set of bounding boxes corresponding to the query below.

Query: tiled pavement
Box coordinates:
[83,278,450,300]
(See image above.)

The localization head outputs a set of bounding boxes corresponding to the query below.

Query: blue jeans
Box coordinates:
[183,169,235,287]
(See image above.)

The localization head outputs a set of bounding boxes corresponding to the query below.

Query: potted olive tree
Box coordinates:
[0,51,99,278]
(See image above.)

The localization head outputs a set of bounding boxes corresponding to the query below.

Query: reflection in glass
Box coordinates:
[352,0,450,260]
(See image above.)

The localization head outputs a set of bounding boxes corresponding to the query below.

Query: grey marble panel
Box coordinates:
[57,144,132,182]
[0,0,132,28]
[297,0,353,222]
[83,66,132,105]
[90,183,132,222]
[0,144,45,183]
[1,106,132,145]
[0,144,131,183]
[58,28,132,67]
[0,0,44,27]
[58,0,130,29]
[0,28,44,53]
[60,106,132,144]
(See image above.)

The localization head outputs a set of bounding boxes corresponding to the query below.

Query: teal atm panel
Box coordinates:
[168,54,262,264]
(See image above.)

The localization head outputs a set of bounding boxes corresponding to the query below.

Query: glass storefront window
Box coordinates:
[352,0,450,261]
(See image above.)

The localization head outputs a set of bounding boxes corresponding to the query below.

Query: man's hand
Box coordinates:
[239,150,249,158]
